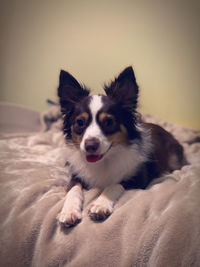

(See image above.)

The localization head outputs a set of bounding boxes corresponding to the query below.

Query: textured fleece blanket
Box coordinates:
[0,107,200,267]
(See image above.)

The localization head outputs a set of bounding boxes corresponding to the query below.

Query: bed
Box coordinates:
[0,103,200,267]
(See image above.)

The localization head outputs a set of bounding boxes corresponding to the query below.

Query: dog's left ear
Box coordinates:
[104,66,139,111]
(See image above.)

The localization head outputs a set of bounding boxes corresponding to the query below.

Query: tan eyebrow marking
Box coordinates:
[99,112,115,122]
[79,112,89,121]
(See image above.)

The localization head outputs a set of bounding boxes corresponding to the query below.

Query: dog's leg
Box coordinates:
[57,183,84,227]
[88,184,124,221]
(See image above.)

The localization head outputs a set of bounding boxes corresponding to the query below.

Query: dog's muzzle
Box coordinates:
[84,138,102,163]
[84,138,112,163]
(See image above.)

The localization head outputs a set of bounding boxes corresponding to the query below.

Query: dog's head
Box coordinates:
[58,66,141,163]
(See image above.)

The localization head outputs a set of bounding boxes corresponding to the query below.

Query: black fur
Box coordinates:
[103,66,140,140]
[104,66,139,112]
[58,70,90,139]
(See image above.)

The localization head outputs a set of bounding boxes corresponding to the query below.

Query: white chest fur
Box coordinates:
[65,134,151,189]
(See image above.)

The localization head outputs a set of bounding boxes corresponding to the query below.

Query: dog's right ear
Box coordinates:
[58,70,90,113]
[104,66,139,112]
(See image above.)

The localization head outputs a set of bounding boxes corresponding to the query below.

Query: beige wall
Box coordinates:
[1,0,200,129]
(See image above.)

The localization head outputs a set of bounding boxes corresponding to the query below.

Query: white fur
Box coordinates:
[88,184,125,217]
[89,94,103,115]
[58,184,83,226]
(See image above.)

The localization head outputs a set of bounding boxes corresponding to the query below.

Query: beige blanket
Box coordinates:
[0,107,200,267]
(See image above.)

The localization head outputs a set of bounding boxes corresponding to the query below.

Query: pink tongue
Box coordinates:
[86,155,101,163]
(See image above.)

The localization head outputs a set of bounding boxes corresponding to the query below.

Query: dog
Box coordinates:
[57,66,186,227]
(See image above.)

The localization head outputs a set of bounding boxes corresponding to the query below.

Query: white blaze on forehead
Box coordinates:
[89,95,103,117]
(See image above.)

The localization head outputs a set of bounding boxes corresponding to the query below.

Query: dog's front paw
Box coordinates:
[88,201,113,221]
[57,209,82,228]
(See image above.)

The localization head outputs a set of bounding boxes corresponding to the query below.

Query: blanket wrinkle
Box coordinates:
[1,106,200,267]
[134,226,163,267]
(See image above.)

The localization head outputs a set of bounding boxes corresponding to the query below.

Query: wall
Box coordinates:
[1,0,200,129]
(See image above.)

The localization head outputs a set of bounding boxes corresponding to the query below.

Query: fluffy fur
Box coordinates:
[57,66,186,227]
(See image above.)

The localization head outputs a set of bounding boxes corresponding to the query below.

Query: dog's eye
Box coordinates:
[74,117,87,135]
[103,117,114,127]
[76,118,85,127]
[102,116,117,134]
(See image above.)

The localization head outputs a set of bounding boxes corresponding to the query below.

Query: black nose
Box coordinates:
[85,138,100,153]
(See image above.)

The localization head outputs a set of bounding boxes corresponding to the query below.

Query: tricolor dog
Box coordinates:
[57,66,185,227]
